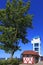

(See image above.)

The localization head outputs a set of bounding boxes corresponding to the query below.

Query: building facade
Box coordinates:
[22,50,40,64]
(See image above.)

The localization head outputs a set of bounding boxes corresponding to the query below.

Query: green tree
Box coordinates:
[0,0,33,58]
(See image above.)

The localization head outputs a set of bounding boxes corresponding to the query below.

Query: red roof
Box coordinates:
[22,50,39,56]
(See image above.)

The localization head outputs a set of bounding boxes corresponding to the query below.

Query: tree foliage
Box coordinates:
[0,0,33,57]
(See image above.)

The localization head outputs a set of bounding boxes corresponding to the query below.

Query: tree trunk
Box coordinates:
[11,50,14,59]
[11,54,13,59]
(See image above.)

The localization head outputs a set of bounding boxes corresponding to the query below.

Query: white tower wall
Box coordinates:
[31,37,41,55]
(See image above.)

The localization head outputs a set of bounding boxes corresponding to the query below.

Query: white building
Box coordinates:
[31,37,41,56]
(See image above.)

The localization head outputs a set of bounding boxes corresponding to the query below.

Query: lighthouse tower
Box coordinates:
[31,37,41,56]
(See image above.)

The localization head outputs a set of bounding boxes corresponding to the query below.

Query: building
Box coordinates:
[21,37,43,64]
[22,50,40,64]
[31,37,41,55]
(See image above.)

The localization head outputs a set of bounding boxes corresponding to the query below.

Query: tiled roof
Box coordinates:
[22,50,39,56]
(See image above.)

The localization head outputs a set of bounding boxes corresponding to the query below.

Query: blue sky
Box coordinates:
[0,0,43,58]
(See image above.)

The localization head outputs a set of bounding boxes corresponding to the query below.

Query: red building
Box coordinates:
[22,50,40,64]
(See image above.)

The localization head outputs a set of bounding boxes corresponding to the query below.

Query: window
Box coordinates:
[34,43,39,47]
[34,48,39,51]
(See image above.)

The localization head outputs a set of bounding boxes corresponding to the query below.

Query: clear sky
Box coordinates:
[0,0,43,58]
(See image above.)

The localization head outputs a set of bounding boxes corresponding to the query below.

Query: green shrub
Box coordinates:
[8,58,19,65]
[0,58,19,65]
[7,58,19,65]
[0,60,2,65]
[0,60,7,65]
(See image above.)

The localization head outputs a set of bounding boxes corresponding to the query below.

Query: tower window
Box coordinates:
[34,48,39,51]
[34,43,39,47]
